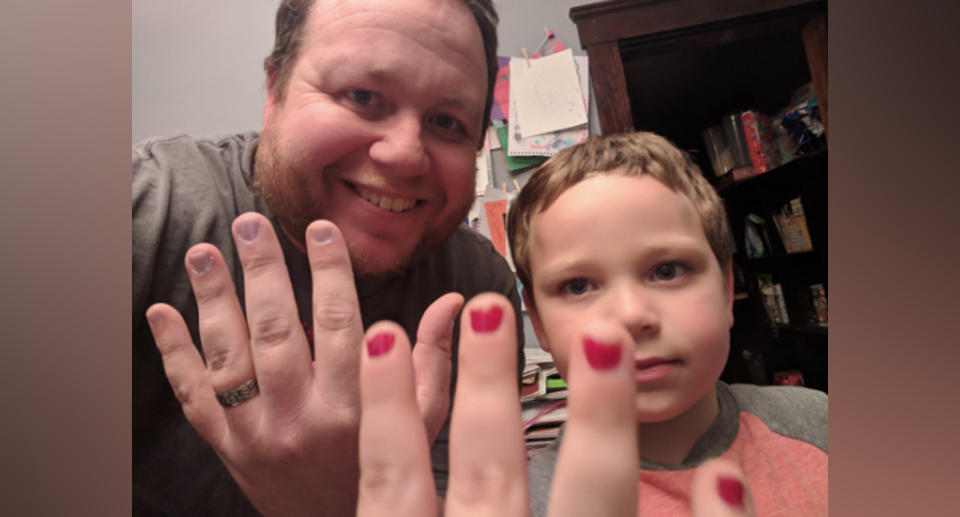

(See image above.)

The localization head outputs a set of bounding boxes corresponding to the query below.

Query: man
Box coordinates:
[132,0,522,515]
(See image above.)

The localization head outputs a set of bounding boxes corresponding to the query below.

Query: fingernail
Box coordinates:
[237,218,261,242]
[188,251,213,275]
[308,224,333,245]
[146,311,163,332]
[367,333,395,357]
[717,476,745,508]
[470,305,503,333]
[583,337,621,370]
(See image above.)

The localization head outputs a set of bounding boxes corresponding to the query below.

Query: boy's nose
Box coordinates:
[368,113,429,177]
[611,284,660,340]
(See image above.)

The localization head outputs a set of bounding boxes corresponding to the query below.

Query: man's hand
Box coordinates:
[146,213,462,517]
[356,294,756,517]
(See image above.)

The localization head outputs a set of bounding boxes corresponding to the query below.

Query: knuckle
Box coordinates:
[360,460,406,495]
[191,276,232,307]
[448,462,512,505]
[312,300,358,332]
[241,251,280,280]
[249,313,296,348]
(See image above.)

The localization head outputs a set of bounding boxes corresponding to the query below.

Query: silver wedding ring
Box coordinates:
[215,378,260,408]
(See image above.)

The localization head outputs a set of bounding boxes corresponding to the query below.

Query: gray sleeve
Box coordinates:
[727,383,828,453]
[526,431,563,517]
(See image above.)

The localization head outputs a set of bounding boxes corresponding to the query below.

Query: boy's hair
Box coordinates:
[507,131,733,300]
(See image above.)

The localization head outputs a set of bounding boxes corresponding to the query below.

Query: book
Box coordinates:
[740,110,783,175]
[721,112,755,180]
[773,197,814,253]
[701,125,733,177]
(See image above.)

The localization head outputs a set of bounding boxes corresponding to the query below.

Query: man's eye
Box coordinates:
[343,88,381,108]
[427,113,467,137]
[560,278,594,296]
[652,262,688,281]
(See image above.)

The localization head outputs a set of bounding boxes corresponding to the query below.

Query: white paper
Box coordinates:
[510,49,588,139]
[508,55,589,157]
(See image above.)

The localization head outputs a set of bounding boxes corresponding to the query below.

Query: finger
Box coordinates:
[412,292,464,443]
[445,293,528,517]
[358,321,438,517]
[146,303,227,448]
[183,243,262,435]
[305,220,365,409]
[232,213,313,416]
[691,458,755,517]
[548,322,638,517]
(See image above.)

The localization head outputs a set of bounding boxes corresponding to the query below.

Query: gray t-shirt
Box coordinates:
[133,132,524,515]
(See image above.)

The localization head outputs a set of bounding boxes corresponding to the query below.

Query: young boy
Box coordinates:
[507,132,827,516]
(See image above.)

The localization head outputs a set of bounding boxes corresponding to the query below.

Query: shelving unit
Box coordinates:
[570,0,828,392]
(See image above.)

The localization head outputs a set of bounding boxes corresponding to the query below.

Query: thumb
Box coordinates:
[691,458,755,517]
[411,292,464,443]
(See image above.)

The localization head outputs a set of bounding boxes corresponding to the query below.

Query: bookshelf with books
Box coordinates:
[571,0,828,392]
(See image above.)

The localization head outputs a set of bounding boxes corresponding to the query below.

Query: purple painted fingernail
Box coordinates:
[237,218,261,242]
[188,251,213,275]
[309,224,333,245]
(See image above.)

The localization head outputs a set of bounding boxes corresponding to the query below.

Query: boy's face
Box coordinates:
[524,174,734,423]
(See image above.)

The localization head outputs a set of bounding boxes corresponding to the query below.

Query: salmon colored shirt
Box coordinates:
[528,382,828,516]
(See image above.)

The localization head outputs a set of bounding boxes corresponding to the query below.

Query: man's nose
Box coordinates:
[368,112,428,177]
[611,283,660,340]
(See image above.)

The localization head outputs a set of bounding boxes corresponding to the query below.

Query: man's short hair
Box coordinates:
[263,0,499,147]
[507,131,734,298]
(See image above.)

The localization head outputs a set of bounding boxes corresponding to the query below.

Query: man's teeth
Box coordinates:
[357,186,417,213]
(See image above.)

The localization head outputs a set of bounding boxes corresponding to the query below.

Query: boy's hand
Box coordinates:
[356,295,755,516]
[146,214,461,517]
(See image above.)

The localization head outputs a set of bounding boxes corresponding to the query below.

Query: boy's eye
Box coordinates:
[560,277,595,296]
[652,262,689,281]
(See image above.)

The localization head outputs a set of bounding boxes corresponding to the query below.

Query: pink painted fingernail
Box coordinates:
[583,338,621,370]
[470,305,503,333]
[717,476,745,508]
[367,333,395,357]
[237,218,261,242]
[188,251,213,275]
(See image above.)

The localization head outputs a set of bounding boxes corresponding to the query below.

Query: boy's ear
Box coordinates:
[723,263,735,329]
[522,287,551,353]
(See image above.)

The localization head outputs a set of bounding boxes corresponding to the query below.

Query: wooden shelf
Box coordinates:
[713,148,827,196]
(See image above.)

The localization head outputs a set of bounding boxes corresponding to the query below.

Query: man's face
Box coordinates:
[525,174,734,423]
[256,0,487,276]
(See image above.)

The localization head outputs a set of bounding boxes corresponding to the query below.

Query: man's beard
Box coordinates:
[253,127,474,279]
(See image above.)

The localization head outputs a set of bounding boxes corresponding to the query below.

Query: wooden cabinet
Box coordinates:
[570,0,828,391]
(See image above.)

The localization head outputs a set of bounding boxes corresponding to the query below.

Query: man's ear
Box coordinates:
[522,287,551,353]
[723,262,735,329]
[262,74,279,130]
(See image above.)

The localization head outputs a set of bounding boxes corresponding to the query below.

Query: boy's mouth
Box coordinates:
[634,358,680,383]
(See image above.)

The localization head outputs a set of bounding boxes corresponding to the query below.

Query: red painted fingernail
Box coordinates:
[366,333,395,357]
[583,338,621,370]
[470,305,503,333]
[717,476,744,508]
